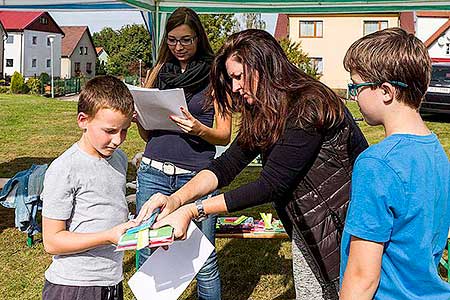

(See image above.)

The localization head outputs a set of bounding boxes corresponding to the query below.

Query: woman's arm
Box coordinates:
[42,217,137,255]
[170,99,232,146]
[136,121,151,142]
[136,169,219,223]
[340,236,383,300]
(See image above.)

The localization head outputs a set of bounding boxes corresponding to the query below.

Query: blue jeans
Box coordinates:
[136,161,221,300]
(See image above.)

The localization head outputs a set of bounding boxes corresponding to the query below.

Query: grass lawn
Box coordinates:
[0,94,449,299]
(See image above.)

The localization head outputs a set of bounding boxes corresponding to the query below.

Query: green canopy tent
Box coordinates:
[3,0,450,61]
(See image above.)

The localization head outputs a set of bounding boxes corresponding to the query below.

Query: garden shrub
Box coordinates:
[0,86,9,93]
[26,77,41,94]
[10,71,25,94]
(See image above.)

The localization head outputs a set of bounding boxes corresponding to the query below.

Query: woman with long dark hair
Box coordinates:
[137,29,368,299]
[135,7,231,300]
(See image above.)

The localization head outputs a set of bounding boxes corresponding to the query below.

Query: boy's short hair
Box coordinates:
[78,75,134,118]
[344,27,431,109]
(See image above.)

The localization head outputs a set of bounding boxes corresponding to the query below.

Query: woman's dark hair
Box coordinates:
[145,7,214,87]
[209,29,345,150]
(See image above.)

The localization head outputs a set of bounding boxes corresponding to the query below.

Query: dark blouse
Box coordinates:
[143,85,216,171]
[206,126,323,212]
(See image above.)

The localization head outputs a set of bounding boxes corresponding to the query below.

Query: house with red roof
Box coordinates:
[61,26,97,78]
[0,11,63,78]
[96,46,109,65]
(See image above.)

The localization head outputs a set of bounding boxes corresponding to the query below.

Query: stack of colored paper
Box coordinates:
[115,225,174,251]
[215,216,254,233]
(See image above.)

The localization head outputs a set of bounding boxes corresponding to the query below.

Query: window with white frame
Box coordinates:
[446,43,450,55]
[79,47,83,55]
[46,59,51,68]
[309,57,324,74]
[32,36,37,45]
[299,21,323,38]
[85,47,88,55]
[6,59,13,67]
[47,37,51,46]
[86,62,92,73]
[32,58,37,68]
[6,35,14,44]
[363,21,388,35]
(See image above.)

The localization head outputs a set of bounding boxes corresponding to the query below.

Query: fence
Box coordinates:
[43,77,82,96]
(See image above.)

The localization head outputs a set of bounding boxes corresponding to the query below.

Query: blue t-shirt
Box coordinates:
[340,133,450,300]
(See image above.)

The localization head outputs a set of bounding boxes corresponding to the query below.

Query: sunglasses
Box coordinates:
[348,81,409,98]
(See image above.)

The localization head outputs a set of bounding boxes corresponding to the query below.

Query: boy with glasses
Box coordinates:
[339,27,450,299]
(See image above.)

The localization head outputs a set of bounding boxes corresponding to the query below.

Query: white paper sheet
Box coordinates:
[128,222,214,300]
[127,84,188,131]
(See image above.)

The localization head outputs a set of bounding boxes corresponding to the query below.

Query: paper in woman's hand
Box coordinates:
[127,84,189,131]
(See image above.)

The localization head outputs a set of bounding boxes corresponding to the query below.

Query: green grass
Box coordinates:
[0,94,449,299]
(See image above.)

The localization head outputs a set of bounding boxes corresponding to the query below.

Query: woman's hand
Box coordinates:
[170,107,205,136]
[135,192,183,224]
[107,220,138,244]
[153,204,196,240]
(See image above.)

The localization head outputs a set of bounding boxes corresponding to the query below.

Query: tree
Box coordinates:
[10,71,25,94]
[278,38,321,79]
[93,24,152,76]
[240,13,266,30]
[199,14,239,53]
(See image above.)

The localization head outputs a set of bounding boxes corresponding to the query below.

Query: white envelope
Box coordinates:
[128,222,214,300]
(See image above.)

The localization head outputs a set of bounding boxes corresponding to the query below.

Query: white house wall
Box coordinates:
[289,14,399,89]
[67,31,96,78]
[416,17,448,42]
[23,29,62,78]
[0,27,6,78]
[4,32,23,76]
[428,27,450,59]
[61,57,71,78]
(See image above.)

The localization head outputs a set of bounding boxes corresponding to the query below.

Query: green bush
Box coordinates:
[10,71,25,94]
[26,77,41,94]
[0,86,9,93]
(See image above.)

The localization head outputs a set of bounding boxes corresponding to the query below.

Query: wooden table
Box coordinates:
[216,232,289,239]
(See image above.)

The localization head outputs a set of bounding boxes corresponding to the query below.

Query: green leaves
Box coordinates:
[92,24,152,76]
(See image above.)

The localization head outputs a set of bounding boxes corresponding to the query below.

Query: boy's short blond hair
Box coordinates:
[78,75,134,118]
[344,27,431,109]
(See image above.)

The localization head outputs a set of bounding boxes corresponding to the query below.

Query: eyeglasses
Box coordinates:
[166,36,197,46]
[347,80,409,98]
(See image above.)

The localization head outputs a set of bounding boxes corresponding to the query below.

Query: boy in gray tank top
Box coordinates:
[42,76,138,300]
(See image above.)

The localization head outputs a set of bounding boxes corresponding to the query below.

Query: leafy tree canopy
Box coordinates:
[278,38,321,79]
[93,24,151,76]
[199,14,239,53]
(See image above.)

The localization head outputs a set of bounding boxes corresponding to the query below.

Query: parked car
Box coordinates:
[421,63,450,114]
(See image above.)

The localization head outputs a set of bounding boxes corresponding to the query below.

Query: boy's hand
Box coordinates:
[153,204,196,240]
[169,107,204,136]
[107,220,138,245]
[135,193,182,224]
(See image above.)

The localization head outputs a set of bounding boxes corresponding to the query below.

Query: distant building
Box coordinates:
[61,26,97,78]
[0,21,7,79]
[275,13,399,89]
[414,11,450,63]
[96,46,109,65]
[0,11,63,78]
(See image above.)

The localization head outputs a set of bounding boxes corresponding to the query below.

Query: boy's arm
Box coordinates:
[43,217,137,255]
[340,236,383,300]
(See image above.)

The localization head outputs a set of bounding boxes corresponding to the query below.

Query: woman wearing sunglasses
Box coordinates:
[135,7,231,300]
[137,29,369,299]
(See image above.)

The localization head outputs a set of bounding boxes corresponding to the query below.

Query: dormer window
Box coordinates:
[40,16,48,24]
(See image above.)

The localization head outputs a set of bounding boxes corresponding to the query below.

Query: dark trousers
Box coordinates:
[42,280,123,300]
